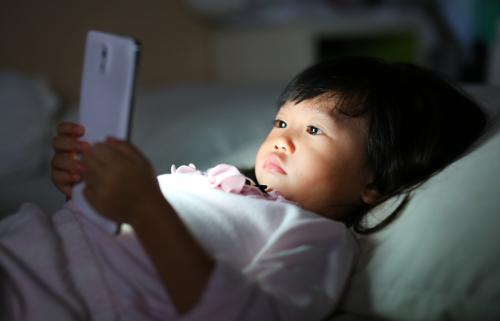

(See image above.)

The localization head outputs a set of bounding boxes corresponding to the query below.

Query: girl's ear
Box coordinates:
[361,182,381,205]
[360,171,381,205]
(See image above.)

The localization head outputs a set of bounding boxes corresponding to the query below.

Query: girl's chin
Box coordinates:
[257,173,290,196]
[265,184,292,200]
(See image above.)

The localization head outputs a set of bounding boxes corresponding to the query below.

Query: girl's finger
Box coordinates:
[51,170,79,198]
[55,182,73,198]
[61,185,73,198]
[52,135,91,153]
[52,169,81,185]
[57,122,85,137]
[51,153,84,172]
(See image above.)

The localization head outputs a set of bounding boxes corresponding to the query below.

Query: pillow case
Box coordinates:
[129,85,281,173]
[339,86,500,321]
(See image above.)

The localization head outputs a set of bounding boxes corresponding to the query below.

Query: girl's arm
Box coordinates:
[146,177,358,321]
[131,190,215,314]
[80,138,214,315]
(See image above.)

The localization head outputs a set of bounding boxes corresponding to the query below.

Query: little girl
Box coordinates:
[1,57,486,321]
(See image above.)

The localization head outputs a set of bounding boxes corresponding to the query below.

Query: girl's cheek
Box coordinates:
[255,140,268,164]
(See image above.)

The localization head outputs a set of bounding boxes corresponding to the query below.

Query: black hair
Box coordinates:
[278,56,487,234]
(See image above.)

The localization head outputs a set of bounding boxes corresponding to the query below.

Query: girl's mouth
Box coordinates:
[263,154,287,175]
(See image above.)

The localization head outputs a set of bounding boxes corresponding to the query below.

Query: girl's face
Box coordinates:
[255,96,379,220]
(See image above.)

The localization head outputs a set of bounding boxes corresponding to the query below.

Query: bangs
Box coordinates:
[276,57,380,119]
[277,85,371,119]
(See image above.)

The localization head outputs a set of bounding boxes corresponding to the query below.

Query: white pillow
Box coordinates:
[339,87,500,321]
[0,71,60,181]
[130,85,280,173]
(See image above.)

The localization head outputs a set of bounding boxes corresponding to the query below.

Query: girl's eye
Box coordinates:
[274,119,287,128]
[306,125,322,135]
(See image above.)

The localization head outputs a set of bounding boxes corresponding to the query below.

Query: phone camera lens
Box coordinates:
[101,44,108,58]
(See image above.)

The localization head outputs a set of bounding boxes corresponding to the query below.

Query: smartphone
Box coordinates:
[71,30,140,234]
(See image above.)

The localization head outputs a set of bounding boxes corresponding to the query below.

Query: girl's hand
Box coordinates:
[51,122,91,198]
[81,139,214,314]
[80,137,162,224]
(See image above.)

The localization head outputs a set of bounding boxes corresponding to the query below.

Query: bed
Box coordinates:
[0,69,499,321]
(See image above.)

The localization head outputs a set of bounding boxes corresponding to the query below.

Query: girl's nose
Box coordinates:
[273,136,295,154]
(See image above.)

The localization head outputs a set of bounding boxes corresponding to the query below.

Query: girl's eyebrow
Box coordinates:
[306,95,339,114]
[311,104,335,115]
[304,102,339,120]
[283,99,338,118]
[310,103,359,127]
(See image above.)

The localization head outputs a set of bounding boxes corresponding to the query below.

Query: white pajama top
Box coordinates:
[0,164,357,321]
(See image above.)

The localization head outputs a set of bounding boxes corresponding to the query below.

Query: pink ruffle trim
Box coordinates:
[170,163,286,201]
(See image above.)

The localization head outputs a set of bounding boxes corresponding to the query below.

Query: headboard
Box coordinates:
[0,0,213,104]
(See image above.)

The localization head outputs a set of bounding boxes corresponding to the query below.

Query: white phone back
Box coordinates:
[72,30,140,234]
